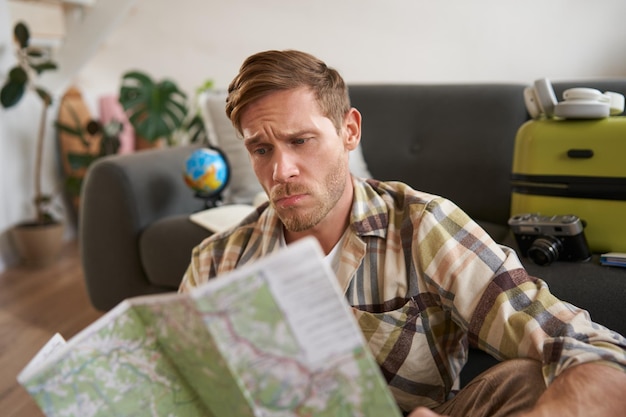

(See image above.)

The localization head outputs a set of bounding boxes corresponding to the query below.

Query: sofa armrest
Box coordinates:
[80,145,205,310]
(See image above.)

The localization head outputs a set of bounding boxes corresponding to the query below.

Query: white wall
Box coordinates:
[2,0,626,271]
[76,0,626,96]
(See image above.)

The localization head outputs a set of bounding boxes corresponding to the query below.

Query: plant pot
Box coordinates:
[10,221,65,267]
[135,135,166,151]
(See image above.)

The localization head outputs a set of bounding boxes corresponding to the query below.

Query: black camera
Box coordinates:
[508,213,591,266]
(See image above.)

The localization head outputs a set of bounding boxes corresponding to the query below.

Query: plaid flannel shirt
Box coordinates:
[180,177,626,412]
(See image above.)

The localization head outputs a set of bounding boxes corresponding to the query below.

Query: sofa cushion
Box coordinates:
[139,215,212,289]
[198,91,373,204]
[349,84,529,227]
[199,91,262,204]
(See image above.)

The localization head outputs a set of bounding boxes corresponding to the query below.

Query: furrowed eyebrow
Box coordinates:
[244,129,315,145]
[243,136,261,147]
[243,133,272,148]
[276,129,318,142]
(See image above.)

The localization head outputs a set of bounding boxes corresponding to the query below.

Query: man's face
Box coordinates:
[240,87,359,233]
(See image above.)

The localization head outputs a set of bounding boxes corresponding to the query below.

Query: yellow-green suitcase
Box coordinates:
[511,117,626,253]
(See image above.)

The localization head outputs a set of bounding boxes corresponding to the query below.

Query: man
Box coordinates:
[179,50,626,416]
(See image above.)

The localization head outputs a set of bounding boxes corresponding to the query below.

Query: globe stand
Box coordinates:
[194,191,224,209]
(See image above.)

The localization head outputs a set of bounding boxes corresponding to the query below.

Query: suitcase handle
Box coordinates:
[567,149,594,159]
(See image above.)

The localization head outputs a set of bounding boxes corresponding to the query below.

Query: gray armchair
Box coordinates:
[80,145,212,311]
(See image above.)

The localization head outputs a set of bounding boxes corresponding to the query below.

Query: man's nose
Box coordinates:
[272,148,299,182]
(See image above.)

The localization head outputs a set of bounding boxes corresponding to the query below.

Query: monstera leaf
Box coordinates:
[119,71,188,143]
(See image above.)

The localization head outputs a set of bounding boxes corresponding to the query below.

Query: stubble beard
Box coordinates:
[271,155,348,233]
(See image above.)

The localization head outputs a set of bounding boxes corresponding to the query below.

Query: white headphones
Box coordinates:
[524,78,625,119]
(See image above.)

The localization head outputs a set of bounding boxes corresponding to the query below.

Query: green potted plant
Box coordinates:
[118,70,189,148]
[118,71,212,148]
[1,21,63,266]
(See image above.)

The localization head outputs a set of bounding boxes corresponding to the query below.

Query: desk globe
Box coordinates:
[183,147,230,208]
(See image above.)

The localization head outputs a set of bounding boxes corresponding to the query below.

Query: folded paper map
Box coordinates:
[18,237,402,417]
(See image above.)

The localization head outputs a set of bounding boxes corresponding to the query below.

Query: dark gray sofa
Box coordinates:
[80,80,626,384]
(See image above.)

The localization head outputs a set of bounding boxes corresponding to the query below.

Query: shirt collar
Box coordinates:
[349,176,389,239]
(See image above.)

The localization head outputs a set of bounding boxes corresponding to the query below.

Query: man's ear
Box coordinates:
[343,108,362,151]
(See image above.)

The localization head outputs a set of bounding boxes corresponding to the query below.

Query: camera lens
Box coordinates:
[527,236,563,266]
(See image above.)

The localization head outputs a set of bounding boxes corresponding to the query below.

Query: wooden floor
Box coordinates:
[0,241,104,417]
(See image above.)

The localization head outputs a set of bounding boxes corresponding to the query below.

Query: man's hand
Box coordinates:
[407,407,447,417]
[407,363,625,417]
[515,362,626,417]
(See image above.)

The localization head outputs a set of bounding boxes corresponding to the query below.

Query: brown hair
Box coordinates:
[226,50,350,135]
